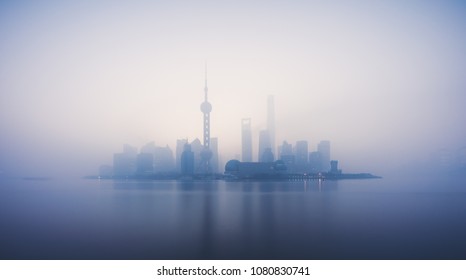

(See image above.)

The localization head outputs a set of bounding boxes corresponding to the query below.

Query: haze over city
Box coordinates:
[1,0,466,177]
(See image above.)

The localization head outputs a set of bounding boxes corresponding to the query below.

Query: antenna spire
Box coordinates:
[204,61,208,101]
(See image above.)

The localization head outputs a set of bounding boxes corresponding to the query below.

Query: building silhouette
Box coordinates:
[181,144,195,175]
[136,153,154,174]
[261,147,275,162]
[330,160,342,174]
[225,159,287,179]
[258,130,272,162]
[190,138,203,173]
[295,140,309,173]
[140,141,156,154]
[279,141,293,157]
[154,146,174,172]
[210,137,219,173]
[279,141,295,172]
[175,139,188,173]
[309,151,322,173]
[141,141,175,172]
[241,118,253,162]
[113,144,137,177]
[317,140,331,172]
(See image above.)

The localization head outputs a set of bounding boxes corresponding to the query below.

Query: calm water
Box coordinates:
[1,176,466,259]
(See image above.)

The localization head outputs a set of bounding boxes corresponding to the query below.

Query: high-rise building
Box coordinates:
[153,145,175,172]
[330,160,341,174]
[181,144,194,175]
[136,153,154,174]
[309,151,322,173]
[261,148,275,162]
[295,140,309,173]
[175,139,188,172]
[241,118,252,162]
[279,141,293,158]
[210,137,219,173]
[113,144,137,177]
[140,142,156,154]
[123,144,138,158]
[141,141,174,172]
[279,141,295,172]
[267,95,275,155]
[190,138,203,172]
[224,159,287,179]
[317,140,331,172]
[258,130,272,162]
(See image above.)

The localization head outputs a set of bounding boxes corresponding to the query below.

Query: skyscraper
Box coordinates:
[181,144,194,175]
[309,151,322,173]
[295,140,309,173]
[279,141,293,158]
[141,141,175,172]
[175,139,188,172]
[317,140,331,172]
[279,141,295,171]
[330,160,341,174]
[241,118,252,162]
[267,95,275,155]
[136,153,154,174]
[199,63,213,173]
[113,144,137,177]
[153,145,175,172]
[210,137,219,173]
[190,138,203,172]
[261,148,274,162]
[258,130,272,162]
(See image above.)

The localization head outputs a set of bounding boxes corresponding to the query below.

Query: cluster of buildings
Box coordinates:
[228,95,341,179]
[100,65,219,178]
[99,139,220,178]
[99,67,341,179]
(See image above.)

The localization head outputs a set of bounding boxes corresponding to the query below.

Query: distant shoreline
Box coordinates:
[83,172,382,181]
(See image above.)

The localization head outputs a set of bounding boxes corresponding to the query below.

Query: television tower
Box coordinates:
[199,63,212,173]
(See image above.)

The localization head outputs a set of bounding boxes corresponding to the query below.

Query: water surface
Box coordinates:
[1,176,465,259]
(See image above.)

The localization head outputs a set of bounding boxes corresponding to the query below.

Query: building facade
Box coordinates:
[241,118,253,162]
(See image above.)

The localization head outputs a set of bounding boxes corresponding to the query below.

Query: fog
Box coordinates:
[1,0,465,177]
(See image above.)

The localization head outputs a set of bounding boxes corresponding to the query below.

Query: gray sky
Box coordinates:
[1,0,465,176]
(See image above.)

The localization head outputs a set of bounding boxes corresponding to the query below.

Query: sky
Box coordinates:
[1,0,466,176]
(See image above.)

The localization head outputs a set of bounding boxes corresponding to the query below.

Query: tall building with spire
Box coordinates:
[199,63,213,173]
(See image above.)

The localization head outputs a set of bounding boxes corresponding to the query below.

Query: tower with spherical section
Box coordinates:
[199,63,212,173]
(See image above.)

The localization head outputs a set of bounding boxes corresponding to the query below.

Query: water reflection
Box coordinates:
[1,177,466,259]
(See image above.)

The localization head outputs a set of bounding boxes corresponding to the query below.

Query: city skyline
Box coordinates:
[2,0,466,265]
[1,1,466,177]
[107,92,337,177]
